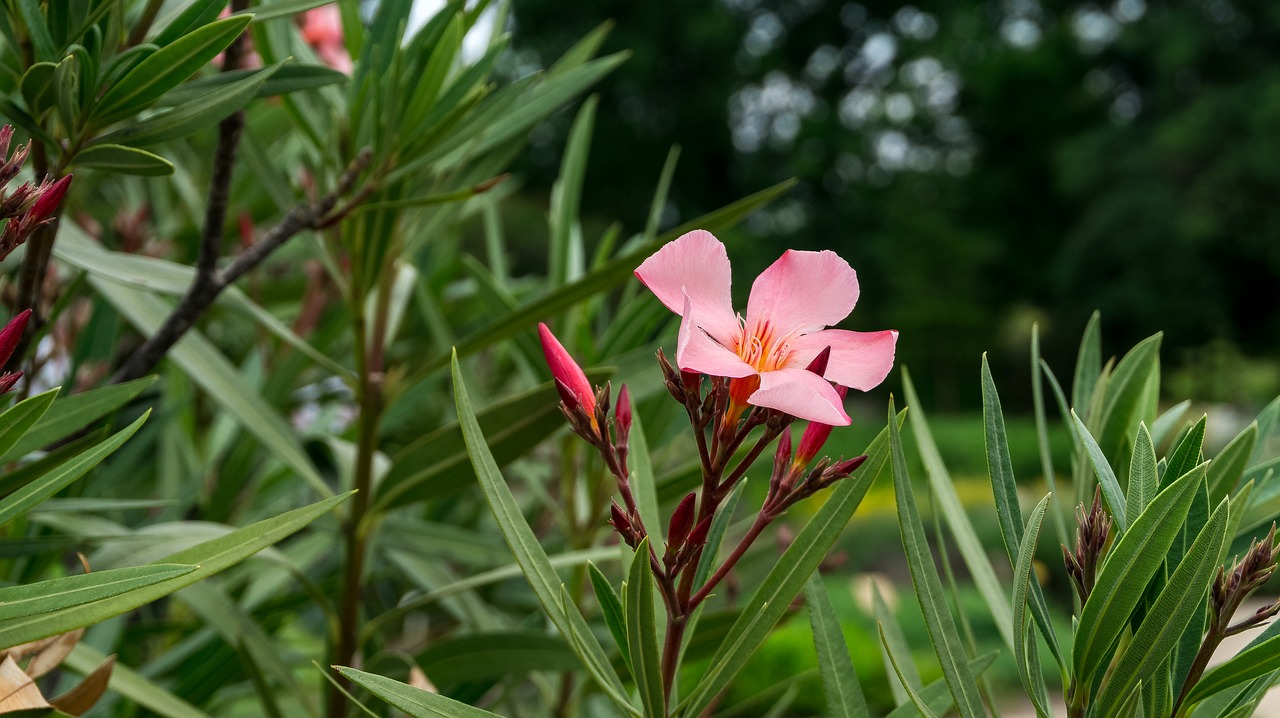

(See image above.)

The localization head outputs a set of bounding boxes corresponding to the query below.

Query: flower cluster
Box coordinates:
[0,127,71,262]
[539,229,896,703]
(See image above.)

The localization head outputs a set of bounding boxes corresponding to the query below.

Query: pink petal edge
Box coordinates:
[787,329,898,392]
[676,296,755,379]
[745,250,859,338]
[634,230,739,345]
[749,367,851,425]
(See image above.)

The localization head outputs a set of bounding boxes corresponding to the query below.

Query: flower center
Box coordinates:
[736,320,793,373]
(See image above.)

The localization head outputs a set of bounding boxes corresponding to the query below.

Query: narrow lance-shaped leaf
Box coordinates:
[451,352,637,716]
[903,369,1014,650]
[888,398,986,718]
[626,539,664,717]
[337,667,503,718]
[1072,410,1128,531]
[805,574,871,718]
[877,623,940,718]
[1093,497,1229,716]
[981,355,1065,670]
[1012,494,1053,718]
[1072,463,1206,686]
[1128,423,1158,518]
[588,563,629,673]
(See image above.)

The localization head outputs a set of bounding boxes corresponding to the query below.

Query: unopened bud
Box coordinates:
[0,371,21,395]
[681,369,701,395]
[689,516,713,547]
[539,323,596,417]
[29,175,71,223]
[667,493,697,553]
[609,502,637,548]
[0,309,31,367]
[804,346,832,377]
[829,454,867,477]
[772,429,793,490]
[616,384,632,437]
[794,386,847,467]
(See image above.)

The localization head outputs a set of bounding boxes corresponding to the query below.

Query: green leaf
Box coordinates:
[151,0,227,47]
[93,62,279,146]
[0,412,148,527]
[1208,423,1258,505]
[677,413,895,718]
[1073,310,1102,422]
[80,275,329,497]
[20,62,58,115]
[64,644,211,718]
[163,62,348,105]
[0,564,194,620]
[548,94,595,286]
[588,562,629,671]
[877,623,939,718]
[0,492,350,648]
[1186,620,1280,707]
[376,374,605,508]
[1165,415,1207,485]
[626,539,664,717]
[15,0,56,61]
[337,667,503,717]
[452,352,637,715]
[629,410,662,548]
[903,369,1014,650]
[873,579,920,705]
[94,15,253,124]
[1012,494,1053,718]
[1151,400,1192,450]
[980,356,1064,670]
[1073,463,1206,686]
[1072,409,1129,530]
[0,388,58,459]
[887,398,986,718]
[1129,423,1158,517]
[1094,497,1229,716]
[805,575,871,718]
[71,144,175,176]
[0,378,155,462]
[882,652,1000,718]
[1097,333,1162,469]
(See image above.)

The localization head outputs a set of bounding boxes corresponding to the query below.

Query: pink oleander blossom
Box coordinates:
[300,6,353,74]
[634,230,897,425]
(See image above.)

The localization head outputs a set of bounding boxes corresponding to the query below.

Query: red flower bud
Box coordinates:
[538,323,595,416]
[685,516,713,549]
[29,175,71,223]
[667,492,697,552]
[0,371,21,395]
[804,345,832,377]
[616,384,632,438]
[830,454,867,477]
[0,309,31,367]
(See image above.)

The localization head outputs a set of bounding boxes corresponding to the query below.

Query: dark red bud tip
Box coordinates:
[833,454,868,475]
[0,309,31,366]
[804,346,832,377]
[686,516,713,548]
[668,493,697,550]
[681,370,701,394]
[31,175,72,221]
[775,428,792,466]
[609,502,632,534]
[0,371,21,395]
[616,384,632,434]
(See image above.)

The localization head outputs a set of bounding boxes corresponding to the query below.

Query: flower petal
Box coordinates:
[635,230,739,345]
[788,329,898,391]
[676,296,754,379]
[745,250,859,337]
[749,368,851,425]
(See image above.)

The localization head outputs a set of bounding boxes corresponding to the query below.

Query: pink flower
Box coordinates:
[634,230,897,425]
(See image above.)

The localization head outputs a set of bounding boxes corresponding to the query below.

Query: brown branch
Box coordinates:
[111,148,372,384]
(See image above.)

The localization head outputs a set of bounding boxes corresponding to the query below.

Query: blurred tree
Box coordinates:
[505,0,1280,409]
